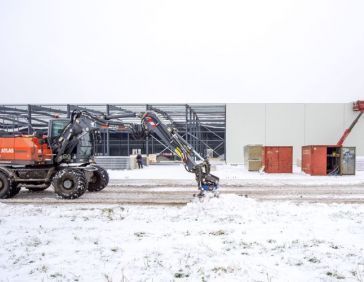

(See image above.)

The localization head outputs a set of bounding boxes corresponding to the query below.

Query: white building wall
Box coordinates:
[304,104,345,145]
[265,104,305,165]
[226,103,364,164]
[226,104,265,163]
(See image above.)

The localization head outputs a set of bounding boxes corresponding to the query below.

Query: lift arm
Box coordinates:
[337,100,364,146]
[337,112,363,146]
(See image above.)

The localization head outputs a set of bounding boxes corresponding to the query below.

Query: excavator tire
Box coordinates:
[9,183,21,197]
[87,165,109,192]
[0,171,11,199]
[52,168,87,199]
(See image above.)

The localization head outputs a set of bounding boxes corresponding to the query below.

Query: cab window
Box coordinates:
[49,120,69,138]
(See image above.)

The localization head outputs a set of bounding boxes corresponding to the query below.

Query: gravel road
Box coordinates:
[1,179,364,205]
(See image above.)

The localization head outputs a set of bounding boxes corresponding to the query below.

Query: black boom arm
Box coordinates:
[52,109,219,194]
[139,111,219,193]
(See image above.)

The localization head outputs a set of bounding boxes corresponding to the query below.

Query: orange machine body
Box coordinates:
[0,136,53,165]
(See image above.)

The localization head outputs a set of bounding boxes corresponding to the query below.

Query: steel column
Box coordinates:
[27,105,32,134]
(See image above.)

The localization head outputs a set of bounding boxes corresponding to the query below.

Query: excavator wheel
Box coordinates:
[87,165,109,192]
[0,171,12,199]
[52,168,87,199]
[9,183,21,197]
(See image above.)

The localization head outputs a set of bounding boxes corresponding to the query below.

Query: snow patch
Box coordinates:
[108,164,364,186]
[0,196,363,281]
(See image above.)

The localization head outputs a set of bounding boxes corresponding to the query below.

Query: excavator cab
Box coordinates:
[48,119,69,138]
[48,119,95,163]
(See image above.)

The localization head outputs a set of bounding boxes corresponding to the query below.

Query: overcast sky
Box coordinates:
[0,0,363,104]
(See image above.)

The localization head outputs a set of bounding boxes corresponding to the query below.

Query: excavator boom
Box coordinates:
[54,110,219,195]
[337,100,364,146]
[139,111,219,195]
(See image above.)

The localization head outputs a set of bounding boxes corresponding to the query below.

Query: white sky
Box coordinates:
[0,0,363,104]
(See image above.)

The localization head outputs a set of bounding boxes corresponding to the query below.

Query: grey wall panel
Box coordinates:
[304,104,345,145]
[226,104,265,163]
[266,104,304,162]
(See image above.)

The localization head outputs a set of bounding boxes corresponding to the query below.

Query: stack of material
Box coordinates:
[244,145,263,171]
[129,155,149,169]
[206,148,214,159]
[357,156,364,171]
[95,156,130,170]
[148,154,158,164]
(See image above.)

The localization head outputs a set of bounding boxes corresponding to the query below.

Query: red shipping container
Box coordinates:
[262,146,293,173]
[302,145,342,176]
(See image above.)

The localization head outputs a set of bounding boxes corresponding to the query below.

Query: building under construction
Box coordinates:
[0,103,363,164]
[0,104,226,160]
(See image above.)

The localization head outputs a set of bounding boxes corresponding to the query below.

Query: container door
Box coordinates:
[311,146,327,175]
[302,146,311,174]
[265,147,279,173]
[340,147,356,175]
[279,147,293,173]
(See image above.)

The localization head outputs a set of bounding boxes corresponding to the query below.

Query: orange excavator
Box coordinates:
[0,110,115,199]
[0,110,219,199]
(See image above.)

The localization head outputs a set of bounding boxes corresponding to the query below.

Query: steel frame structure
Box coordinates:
[0,104,226,159]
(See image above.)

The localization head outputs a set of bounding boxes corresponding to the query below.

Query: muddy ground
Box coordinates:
[2,179,364,205]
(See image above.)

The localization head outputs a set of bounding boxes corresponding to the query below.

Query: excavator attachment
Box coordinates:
[193,161,219,197]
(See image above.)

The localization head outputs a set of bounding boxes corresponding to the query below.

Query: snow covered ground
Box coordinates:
[1,164,363,281]
[1,195,363,282]
[108,164,364,187]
